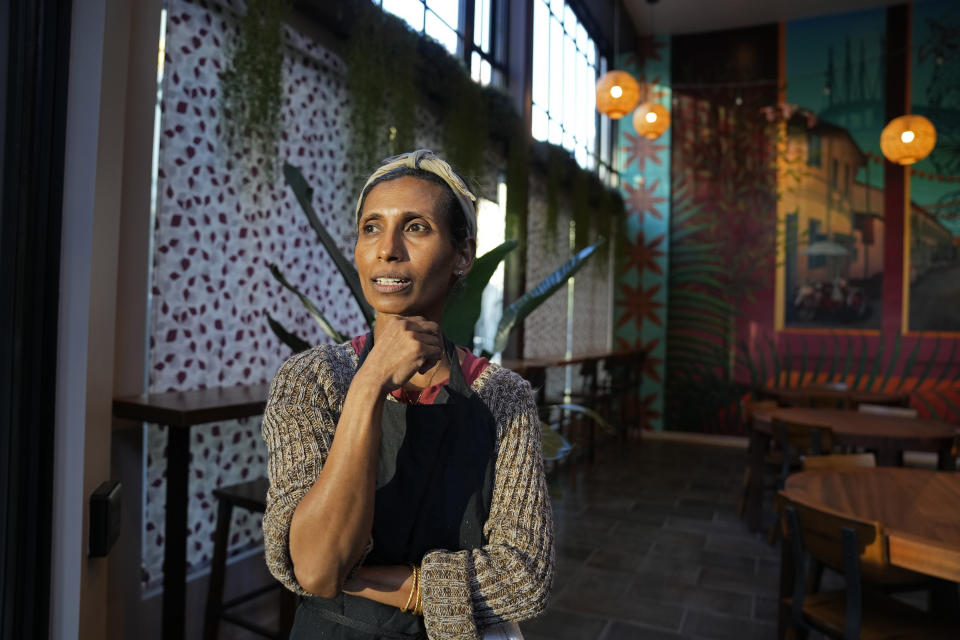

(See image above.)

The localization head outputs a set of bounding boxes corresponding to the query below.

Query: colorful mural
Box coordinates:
[908,0,960,333]
[614,36,671,431]
[780,9,887,330]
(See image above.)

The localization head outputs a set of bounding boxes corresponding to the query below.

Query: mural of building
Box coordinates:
[780,115,882,327]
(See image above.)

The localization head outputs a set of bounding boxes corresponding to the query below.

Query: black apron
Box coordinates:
[289,334,498,639]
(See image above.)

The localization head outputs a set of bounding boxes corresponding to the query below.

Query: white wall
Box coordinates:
[53,0,160,637]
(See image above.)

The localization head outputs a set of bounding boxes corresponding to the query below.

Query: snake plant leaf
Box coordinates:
[269,263,348,344]
[266,312,313,354]
[493,241,602,355]
[282,162,376,327]
[540,421,573,461]
[442,239,518,347]
[544,403,615,433]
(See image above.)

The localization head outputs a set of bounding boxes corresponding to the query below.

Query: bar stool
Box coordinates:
[203,477,296,640]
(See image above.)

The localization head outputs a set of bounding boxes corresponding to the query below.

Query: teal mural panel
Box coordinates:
[614,38,671,431]
[908,0,960,333]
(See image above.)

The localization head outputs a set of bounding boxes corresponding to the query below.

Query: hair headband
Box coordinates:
[354,149,477,240]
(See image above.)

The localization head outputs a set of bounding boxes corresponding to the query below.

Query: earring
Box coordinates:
[457,270,464,277]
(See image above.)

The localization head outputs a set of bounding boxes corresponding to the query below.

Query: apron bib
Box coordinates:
[290,334,497,640]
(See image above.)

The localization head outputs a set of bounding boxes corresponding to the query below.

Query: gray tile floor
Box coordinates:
[519,438,781,640]
[220,437,786,639]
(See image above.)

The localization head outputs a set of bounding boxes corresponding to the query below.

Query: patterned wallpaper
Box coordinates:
[147,0,367,587]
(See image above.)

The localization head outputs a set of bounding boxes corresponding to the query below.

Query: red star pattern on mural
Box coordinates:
[617,282,663,328]
[637,392,662,431]
[616,336,663,382]
[622,179,665,226]
[621,231,665,276]
[622,132,666,172]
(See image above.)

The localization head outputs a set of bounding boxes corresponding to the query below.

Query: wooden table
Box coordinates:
[760,385,907,409]
[782,468,960,582]
[745,407,957,531]
[113,383,269,640]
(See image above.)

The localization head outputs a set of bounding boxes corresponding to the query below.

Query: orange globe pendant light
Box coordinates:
[596,71,641,120]
[880,114,936,165]
[633,101,670,139]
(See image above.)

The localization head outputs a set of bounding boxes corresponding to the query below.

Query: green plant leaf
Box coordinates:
[493,241,602,354]
[269,263,348,344]
[282,162,375,327]
[266,312,313,354]
[540,421,573,461]
[544,403,615,433]
[442,239,518,347]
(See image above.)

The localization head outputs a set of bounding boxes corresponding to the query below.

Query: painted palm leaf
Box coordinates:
[443,239,517,347]
[283,162,376,327]
[493,241,602,355]
[540,421,573,461]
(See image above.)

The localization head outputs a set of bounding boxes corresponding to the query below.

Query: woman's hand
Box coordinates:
[357,316,444,392]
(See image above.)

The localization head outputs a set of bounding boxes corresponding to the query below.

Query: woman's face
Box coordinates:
[355,176,474,321]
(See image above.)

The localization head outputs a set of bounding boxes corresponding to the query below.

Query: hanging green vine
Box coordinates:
[346,4,419,188]
[220,0,290,176]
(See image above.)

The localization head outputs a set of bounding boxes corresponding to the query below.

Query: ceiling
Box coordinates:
[623,0,903,36]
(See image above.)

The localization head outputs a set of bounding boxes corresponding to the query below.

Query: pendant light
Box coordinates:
[633,102,670,139]
[596,1,640,120]
[631,1,670,140]
[880,114,937,165]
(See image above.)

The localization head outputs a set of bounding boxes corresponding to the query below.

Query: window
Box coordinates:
[531,0,607,171]
[807,133,821,167]
[371,0,507,87]
[471,0,508,86]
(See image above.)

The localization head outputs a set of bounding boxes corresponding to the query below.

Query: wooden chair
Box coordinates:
[737,399,781,518]
[768,419,835,542]
[780,500,952,640]
[773,419,835,490]
[801,453,876,471]
[203,477,296,640]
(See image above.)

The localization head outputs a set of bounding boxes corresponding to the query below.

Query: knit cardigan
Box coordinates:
[260,343,555,639]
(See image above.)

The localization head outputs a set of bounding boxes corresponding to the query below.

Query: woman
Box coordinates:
[261,150,554,640]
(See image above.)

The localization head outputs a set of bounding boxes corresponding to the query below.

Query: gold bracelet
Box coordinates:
[402,566,417,612]
[414,568,423,616]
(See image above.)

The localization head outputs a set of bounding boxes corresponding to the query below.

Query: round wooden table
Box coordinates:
[782,468,960,583]
[761,385,907,408]
[744,407,958,531]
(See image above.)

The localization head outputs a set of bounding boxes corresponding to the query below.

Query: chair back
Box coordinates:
[783,498,886,578]
[741,399,778,430]
[801,453,876,470]
[774,418,835,456]
[857,404,918,418]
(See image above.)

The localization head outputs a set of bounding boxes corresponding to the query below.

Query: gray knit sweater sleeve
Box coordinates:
[260,346,555,636]
[260,344,355,597]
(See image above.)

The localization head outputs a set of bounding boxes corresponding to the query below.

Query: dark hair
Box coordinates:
[357,167,470,249]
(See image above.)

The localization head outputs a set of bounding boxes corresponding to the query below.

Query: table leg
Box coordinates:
[746,429,769,532]
[163,426,190,640]
[937,446,956,471]
[875,444,899,467]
